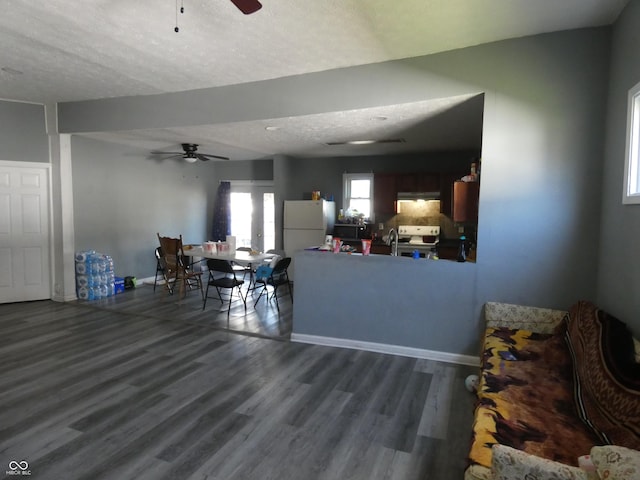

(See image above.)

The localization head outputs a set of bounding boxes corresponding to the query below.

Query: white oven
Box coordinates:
[396,225,440,257]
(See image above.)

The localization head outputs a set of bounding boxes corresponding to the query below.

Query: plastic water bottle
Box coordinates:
[77,286,89,300]
[457,235,467,262]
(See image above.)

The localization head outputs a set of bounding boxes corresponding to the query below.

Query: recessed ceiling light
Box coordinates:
[1,67,23,75]
[372,116,388,121]
[265,126,280,131]
[326,138,405,146]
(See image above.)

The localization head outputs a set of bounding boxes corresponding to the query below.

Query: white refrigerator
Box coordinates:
[283,200,335,280]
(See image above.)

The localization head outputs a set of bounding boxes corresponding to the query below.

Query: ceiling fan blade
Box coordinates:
[197,153,230,161]
[150,151,184,155]
[229,0,262,15]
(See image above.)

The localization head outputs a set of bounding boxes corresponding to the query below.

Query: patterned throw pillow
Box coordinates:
[565,301,640,450]
[590,445,640,479]
[491,444,587,479]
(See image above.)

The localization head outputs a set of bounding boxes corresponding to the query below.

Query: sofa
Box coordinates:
[465,301,640,480]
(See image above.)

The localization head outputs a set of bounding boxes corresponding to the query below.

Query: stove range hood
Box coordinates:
[396,191,441,201]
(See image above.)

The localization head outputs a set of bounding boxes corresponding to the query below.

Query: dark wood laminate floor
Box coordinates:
[0,286,477,480]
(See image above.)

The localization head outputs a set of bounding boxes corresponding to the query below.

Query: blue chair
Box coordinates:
[253,257,292,310]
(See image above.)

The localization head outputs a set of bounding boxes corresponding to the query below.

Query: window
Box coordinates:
[623,81,640,204]
[343,173,373,220]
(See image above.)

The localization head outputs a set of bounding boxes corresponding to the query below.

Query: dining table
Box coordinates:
[182,246,274,289]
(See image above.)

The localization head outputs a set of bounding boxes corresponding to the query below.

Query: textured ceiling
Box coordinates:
[0,0,629,160]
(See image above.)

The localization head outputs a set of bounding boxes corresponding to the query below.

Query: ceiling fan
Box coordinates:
[150,143,230,163]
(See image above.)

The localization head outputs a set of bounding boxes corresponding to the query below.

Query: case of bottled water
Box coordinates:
[75,250,116,300]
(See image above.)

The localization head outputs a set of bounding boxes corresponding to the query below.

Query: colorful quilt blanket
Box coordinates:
[468,326,600,469]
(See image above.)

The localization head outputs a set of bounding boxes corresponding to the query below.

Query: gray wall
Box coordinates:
[0,100,48,162]
[598,0,640,335]
[283,151,475,207]
[70,137,275,279]
[71,136,217,278]
[214,159,273,183]
[471,29,609,310]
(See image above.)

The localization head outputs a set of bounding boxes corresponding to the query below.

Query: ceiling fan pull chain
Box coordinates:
[174,0,184,32]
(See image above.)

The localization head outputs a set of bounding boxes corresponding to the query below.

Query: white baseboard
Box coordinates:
[290,333,479,367]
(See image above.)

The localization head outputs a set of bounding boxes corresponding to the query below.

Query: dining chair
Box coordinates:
[253,257,292,311]
[265,249,286,258]
[231,246,253,280]
[203,258,247,317]
[153,246,166,292]
[156,233,204,299]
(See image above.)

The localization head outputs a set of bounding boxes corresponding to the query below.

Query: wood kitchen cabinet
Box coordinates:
[373,173,396,215]
[375,172,443,216]
[416,173,441,192]
[439,172,460,216]
[370,243,391,255]
[453,181,479,223]
[396,173,440,192]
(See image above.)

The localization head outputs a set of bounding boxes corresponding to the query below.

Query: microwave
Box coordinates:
[333,223,370,240]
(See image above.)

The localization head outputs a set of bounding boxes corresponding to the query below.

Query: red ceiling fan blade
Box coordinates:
[229,0,262,14]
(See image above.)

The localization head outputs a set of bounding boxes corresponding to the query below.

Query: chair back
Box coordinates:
[207,258,235,275]
[157,233,186,274]
[272,257,291,275]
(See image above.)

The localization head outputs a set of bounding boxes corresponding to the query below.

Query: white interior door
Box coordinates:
[0,163,51,303]
[229,182,274,253]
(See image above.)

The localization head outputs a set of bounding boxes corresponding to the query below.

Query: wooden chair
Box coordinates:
[156,233,204,299]
[253,257,292,311]
[203,258,246,317]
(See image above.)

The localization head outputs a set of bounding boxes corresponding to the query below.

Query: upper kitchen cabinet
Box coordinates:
[439,172,458,217]
[374,172,443,215]
[452,181,480,223]
[396,173,440,193]
[373,173,397,215]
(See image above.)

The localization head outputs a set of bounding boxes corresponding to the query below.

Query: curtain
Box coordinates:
[211,181,231,241]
